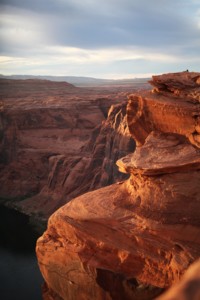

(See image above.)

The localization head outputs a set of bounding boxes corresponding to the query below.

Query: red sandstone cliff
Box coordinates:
[36,72,200,300]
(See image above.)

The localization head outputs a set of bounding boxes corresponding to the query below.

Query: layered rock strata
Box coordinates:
[18,102,135,219]
[128,73,200,148]
[36,72,200,300]
[0,79,136,207]
[0,80,102,199]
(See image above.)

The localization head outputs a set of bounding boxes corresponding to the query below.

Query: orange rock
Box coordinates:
[36,72,200,299]
[149,71,200,102]
[37,183,164,299]
[37,165,200,298]
[117,131,200,175]
[127,72,200,147]
[157,259,200,300]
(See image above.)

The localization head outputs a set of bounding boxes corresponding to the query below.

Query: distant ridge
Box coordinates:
[0,74,150,87]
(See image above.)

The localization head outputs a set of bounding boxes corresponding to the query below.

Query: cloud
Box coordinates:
[0,0,200,77]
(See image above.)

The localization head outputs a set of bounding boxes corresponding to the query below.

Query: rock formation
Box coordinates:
[36,71,200,300]
[157,259,200,300]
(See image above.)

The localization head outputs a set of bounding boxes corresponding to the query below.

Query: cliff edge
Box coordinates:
[36,72,200,300]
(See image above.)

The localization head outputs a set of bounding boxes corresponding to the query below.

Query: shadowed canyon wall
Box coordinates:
[17,102,135,219]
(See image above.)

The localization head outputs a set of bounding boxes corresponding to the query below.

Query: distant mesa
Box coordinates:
[0,74,150,87]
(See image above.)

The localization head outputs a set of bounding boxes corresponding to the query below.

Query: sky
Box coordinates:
[0,0,200,79]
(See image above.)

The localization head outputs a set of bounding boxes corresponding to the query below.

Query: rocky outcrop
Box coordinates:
[127,72,200,148]
[36,72,200,300]
[149,71,200,102]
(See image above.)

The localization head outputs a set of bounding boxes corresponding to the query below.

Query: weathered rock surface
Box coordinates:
[37,167,200,299]
[157,259,200,300]
[127,96,199,148]
[149,71,200,102]
[36,72,200,299]
[0,79,138,206]
[117,131,200,175]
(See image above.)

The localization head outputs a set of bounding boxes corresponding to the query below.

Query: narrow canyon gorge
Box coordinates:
[0,79,144,228]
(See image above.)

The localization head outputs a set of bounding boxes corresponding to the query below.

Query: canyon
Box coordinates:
[1,72,200,299]
[0,78,147,227]
[35,72,200,300]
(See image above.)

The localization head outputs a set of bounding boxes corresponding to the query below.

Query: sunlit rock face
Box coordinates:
[127,72,200,147]
[36,72,200,300]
